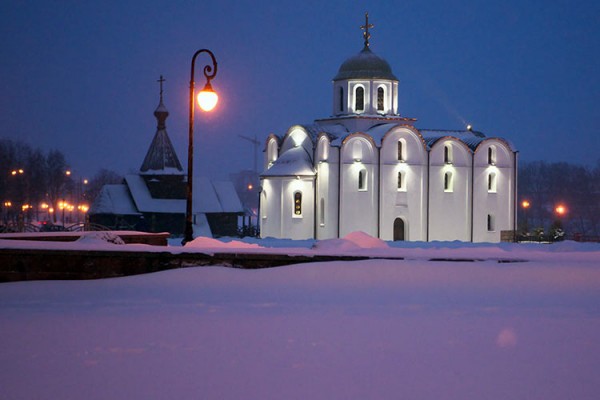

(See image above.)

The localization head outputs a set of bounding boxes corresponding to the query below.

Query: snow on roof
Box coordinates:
[261,146,316,177]
[125,174,185,214]
[89,184,141,215]
[212,181,244,213]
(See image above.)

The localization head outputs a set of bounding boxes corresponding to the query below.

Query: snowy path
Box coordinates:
[1,244,600,399]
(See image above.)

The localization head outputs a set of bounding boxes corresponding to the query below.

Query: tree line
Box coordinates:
[518,160,600,238]
[0,138,122,225]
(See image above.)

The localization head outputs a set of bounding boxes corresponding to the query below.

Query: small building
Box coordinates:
[90,78,244,237]
[259,16,517,242]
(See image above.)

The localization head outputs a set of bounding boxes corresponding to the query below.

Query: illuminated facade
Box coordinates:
[260,26,517,242]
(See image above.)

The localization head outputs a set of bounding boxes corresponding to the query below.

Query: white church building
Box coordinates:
[259,17,517,242]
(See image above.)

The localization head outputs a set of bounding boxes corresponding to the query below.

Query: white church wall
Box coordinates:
[259,178,282,238]
[280,126,313,157]
[379,127,428,241]
[428,139,472,241]
[280,177,315,240]
[339,135,379,237]
[315,136,339,239]
[472,140,515,242]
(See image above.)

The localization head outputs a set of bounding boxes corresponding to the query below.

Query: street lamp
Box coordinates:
[183,49,218,245]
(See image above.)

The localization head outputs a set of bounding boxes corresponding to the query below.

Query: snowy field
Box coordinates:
[1,234,600,399]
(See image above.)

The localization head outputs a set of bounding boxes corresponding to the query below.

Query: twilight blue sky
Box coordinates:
[1,0,598,180]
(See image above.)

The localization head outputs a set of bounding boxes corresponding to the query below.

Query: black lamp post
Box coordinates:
[182,49,218,245]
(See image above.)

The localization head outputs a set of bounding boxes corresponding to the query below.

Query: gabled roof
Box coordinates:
[123,174,243,215]
[89,184,141,215]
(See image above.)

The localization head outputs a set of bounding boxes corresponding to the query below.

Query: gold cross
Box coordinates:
[360,12,374,47]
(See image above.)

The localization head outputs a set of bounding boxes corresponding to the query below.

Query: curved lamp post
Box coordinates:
[183,49,218,245]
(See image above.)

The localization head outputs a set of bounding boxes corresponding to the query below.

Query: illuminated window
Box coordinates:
[377,87,384,111]
[355,86,364,112]
[294,191,302,216]
[397,140,404,161]
[358,168,367,191]
[488,147,496,165]
[444,171,453,192]
[444,145,452,164]
[488,172,497,193]
[487,214,495,231]
[339,87,344,113]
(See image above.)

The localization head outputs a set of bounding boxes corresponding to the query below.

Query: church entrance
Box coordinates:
[393,218,405,241]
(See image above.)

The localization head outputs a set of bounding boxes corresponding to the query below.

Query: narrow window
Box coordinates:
[319,198,325,226]
[355,86,364,112]
[397,171,405,191]
[377,87,384,111]
[444,171,453,192]
[358,168,367,191]
[397,140,404,161]
[487,173,495,192]
[487,214,495,231]
[339,87,344,113]
[488,147,495,165]
[444,145,452,164]
[294,192,302,216]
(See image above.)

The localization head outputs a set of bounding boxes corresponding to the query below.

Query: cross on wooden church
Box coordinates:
[157,75,165,100]
[361,12,374,47]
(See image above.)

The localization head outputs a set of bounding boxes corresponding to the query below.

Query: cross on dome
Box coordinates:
[157,75,166,102]
[360,12,374,47]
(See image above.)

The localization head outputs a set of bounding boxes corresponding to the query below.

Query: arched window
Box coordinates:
[487,214,495,231]
[355,86,364,112]
[339,87,344,113]
[444,171,453,192]
[358,168,368,191]
[377,87,385,111]
[444,145,452,164]
[397,140,404,161]
[488,172,497,193]
[293,191,302,216]
[488,147,496,165]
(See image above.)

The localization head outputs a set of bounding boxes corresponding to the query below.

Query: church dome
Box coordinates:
[333,46,398,81]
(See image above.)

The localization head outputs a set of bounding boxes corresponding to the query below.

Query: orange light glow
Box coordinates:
[41,203,49,209]
[247,184,253,190]
[555,204,567,216]
[49,208,54,214]
[65,170,71,176]
[197,84,218,112]
[77,204,89,213]
[521,200,530,209]
[4,201,12,207]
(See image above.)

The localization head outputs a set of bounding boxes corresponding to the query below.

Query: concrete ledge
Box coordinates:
[0,248,372,282]
[0,231,170,246]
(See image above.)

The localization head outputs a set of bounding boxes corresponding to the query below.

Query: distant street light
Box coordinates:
[183,48,218,245]
[555,204,567,217]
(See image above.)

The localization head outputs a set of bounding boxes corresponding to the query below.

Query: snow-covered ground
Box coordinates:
[1,234,600,399]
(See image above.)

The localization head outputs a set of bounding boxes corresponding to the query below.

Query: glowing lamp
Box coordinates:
[197,82,218,112]
[555,204,567,216]
[521,200,530,209]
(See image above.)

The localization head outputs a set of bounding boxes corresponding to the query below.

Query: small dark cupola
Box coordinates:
[140,75,184,174]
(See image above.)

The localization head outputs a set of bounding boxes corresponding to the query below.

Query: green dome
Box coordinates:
[333,46,398,81]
